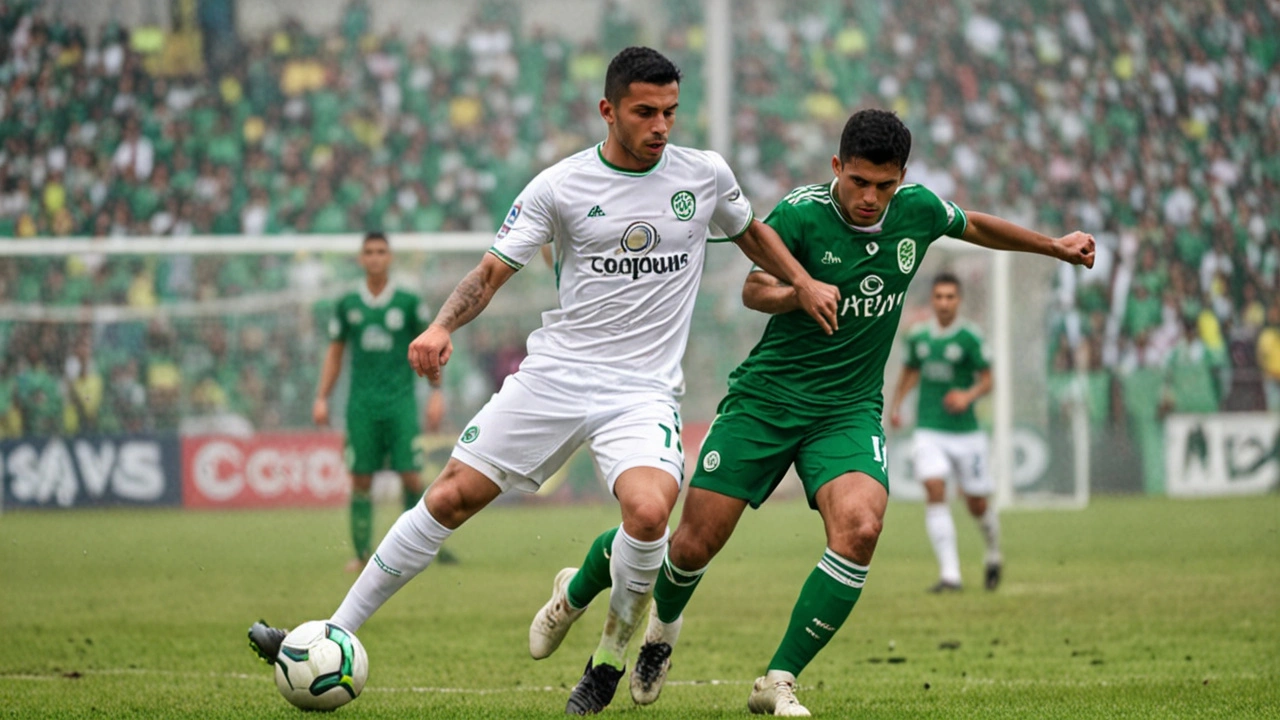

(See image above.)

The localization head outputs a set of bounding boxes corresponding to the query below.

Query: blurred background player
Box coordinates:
[314,231,452,571]
[889,272,1000,593]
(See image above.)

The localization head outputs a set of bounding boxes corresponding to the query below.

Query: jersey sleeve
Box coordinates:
[411,295,431,337]
[328,297,349,343]
[489,170,558,269]
[936,192,968,239]
[903,330,924,369]
[762,198,803,256]
[706,151,754,242]
[967,327,991,371]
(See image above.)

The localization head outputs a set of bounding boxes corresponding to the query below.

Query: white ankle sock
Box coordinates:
[595,526,667,666]
[978,507,1002,565]
[330,505,453,632]
[925,503,961,584]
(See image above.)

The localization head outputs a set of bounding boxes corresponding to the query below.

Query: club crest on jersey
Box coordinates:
[897,238,917,273]
[945,343,963,361]
[385,307,405,331]
[916,342,930,359]
[671,191,696,221]
[347,309,363,325]
[702,450,721,472]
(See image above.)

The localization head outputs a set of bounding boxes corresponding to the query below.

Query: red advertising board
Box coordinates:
[182,433,350,508]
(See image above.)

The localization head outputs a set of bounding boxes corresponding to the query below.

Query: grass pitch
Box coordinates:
[2,494,1277,719]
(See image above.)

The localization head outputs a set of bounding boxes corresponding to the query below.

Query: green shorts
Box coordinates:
[690,392,889,509]
[346,401,422,475]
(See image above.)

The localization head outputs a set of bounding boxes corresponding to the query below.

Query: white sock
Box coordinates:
[330,505,453,632]
[595,526,667,667]
[925,503,961,585]
[978,507,1002,565]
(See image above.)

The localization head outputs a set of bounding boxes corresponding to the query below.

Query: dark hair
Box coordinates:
[933,271,961,292]
[838,109,912,169]
[363,231,388,246]
[604,47,682,105]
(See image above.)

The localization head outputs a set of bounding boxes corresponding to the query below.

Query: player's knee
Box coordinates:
[623,500,671,541]
[830,513,883,560]
[351,474,373,492]
[669,526,717,569]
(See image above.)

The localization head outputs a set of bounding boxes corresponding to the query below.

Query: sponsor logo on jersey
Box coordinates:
[587,205,606,218]
[671,190,696,221]
[385,307,405,331]
[587,221,689,279]
[347,309,363,325]
[897,238,917,273]
[945,343,963,361]
[460,426,479,444]
[821,251,842,265]
[496,202,522,239]
[702,450,721,472]
[727,187,742,202]
[619,221,661,254]
[859,275,884,296]
[360,325,394,352]
[866,242,879,255]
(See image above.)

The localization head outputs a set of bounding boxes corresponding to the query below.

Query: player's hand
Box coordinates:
[409,324,453,383]
[793,277,841,335]
[943,389,970,414]
[312,398,329,427]
[1055,231,1096,268]
[889,409,902,429]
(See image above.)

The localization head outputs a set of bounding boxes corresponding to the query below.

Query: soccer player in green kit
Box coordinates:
[315,232,450,571]
[627,109,1095,716]
[889,272,1001,594]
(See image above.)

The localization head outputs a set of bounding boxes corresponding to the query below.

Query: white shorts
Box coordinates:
[912,429,992,497]
[451,359,685,495]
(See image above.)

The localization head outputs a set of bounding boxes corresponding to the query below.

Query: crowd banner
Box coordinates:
[1,434,182,509]
[182,432,349,508]
[1165,413,1280,498]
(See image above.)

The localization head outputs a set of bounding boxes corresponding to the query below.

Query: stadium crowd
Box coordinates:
[0,0,1276,450]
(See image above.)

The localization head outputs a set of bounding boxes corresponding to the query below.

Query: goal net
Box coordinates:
[0,232,1087,509]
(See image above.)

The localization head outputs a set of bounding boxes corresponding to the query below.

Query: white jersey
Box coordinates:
[490,143,754,397]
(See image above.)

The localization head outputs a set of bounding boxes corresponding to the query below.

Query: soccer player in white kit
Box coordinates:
[247,46,840,715]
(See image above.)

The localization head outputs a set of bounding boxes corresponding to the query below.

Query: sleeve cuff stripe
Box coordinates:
[708,208,755,243]
[488,248,524,270]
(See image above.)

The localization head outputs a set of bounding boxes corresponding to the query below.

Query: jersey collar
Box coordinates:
[827,178,890,234]
[929,317,963,339]
[360,280,396,308]
[595,143,668,177]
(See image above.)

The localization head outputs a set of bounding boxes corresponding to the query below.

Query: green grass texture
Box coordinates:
[2,494,1277,718]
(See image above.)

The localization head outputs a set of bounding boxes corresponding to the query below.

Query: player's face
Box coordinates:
[360,240,391,277]
[600,81,679,169]
[931,282,960,325]
[830,156,905,226]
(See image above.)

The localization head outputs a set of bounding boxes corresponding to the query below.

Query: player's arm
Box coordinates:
[735,219,840,334]
[943,367,992,414]
[742,269,800,314]
[313,340,345,427]
[888,366,921,429]
[960,212,1096,268]
[409,253,517,383]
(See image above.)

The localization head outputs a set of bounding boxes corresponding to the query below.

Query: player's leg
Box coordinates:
[956,432,1000,590]
[635,396,794,706]
[391,407,458,564]
[345,412,386,572]
[916,430,961,591]
[250,458,501,665]
[749,472,887,718]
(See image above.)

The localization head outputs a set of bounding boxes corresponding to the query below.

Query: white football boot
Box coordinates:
[529,567,586,659]
[747,669,811,717]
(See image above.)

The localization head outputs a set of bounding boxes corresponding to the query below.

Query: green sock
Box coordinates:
[350,491,373,561]
[768,549,868,677]
[566,526,619,610]
[653,553,707,624]
[402,484,420,512]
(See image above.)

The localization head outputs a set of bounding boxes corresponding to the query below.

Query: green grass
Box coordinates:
[2,495,1277,718]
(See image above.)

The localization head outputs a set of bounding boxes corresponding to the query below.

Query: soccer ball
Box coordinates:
[273,620,369,711]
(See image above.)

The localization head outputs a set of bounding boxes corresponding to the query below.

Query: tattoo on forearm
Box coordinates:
[435,268,490,330]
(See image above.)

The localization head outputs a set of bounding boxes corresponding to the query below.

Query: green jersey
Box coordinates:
[329,284,430,415]
[727,181,968,413]
[903,319,990,432]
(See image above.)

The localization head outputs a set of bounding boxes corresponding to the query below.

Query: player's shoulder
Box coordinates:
[891,183,949,209]
[335,290,360,308]
[778,182,833,209]
[956,319,986,343]
[391,286,421,305]
[905,320,932,339]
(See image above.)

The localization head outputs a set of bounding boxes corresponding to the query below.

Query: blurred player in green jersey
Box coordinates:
[631,109,1094,716]
[315,232,452,571]
[889,273,1000,594]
